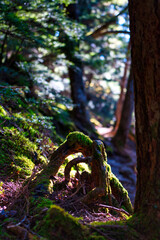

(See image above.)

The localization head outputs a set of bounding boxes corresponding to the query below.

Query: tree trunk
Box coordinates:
[69,65,91,126]
[129,0,160,238]
[113,68,134,147]
[114,42,131,134]
[65,3,93,131]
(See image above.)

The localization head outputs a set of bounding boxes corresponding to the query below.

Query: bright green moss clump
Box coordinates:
[0,105,8,117]
[67,131,93,156]
[0,127,47,178]
[13,155,35,177]
[110,173,133,214]
[34,205,87,240]
[67,131,93,147]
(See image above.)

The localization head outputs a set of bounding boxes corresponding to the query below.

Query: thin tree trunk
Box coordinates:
[129,0,160,238]
[65,2,93,131]
[114,41,131,134]
[113,68,134,147]
[69,65,90,125]
[105,44,131,138]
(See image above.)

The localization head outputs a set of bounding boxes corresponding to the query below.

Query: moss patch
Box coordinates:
[34,205,88,240]
[67,131,93,148]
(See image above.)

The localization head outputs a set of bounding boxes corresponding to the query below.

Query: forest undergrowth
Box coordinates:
[0,86,139,240]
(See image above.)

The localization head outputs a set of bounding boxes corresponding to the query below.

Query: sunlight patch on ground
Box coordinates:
[95,126,114,135]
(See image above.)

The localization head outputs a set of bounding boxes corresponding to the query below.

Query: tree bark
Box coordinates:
[129,0,160,237]
[113,68,134,147]
[69,65,91,127]
[65,3,93,131]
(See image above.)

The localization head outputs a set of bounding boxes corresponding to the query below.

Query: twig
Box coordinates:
[7,216,26,228]
[7,166,39,210]
[97,204,130,216]
[0,120,6,126]
[92,212,107,217]
[66,184,84,199]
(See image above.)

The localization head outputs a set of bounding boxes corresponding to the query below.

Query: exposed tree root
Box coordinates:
[31,131,133,214]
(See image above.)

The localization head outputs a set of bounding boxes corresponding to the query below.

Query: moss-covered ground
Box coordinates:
[0,86,142,240]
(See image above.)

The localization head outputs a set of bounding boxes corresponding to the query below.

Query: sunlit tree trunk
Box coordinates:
[113,42,130,135]
[113,68,134,147]
[129,0,160,238]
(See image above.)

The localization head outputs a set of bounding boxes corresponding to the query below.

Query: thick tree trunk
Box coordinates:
[113,68,134,147]
[129,0,160,237]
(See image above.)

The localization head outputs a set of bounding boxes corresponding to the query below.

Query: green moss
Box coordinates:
[0,127,46,178]
[0,87,27,110]
[88,233,106,240]
[31,197,54,214]
[13,155,35,177]
[0,105,8,117]
[127,213,160,240]
[2,127,37,153]
[34,205,87,240]
[67,131,93,148]
[106,163,111,173]
[110,173,133,214]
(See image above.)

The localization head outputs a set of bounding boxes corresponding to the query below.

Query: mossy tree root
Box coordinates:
[31,131,133,214]
[64,156,91,182]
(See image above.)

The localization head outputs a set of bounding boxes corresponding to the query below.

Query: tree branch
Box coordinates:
[97,203,130,216]
[89,5,128,39]
[95,30,130,38]
[0,29,25,41]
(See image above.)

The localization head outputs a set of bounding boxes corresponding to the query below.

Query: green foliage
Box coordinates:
[0,105,8,116]
[88,233,106,240]
[0,90,53,177]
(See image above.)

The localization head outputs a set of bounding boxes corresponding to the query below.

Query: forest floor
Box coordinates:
[0,86,138,239]
[0,130,136,230]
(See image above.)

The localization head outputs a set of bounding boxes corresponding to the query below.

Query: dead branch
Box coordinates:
[97,204,130,216]
[94,30,130,38]
[89,5,128,39]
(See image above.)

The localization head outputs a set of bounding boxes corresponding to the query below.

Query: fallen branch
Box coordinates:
[97,204,130,216]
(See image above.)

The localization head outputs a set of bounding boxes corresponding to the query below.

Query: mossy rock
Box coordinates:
[34,205,88,240]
